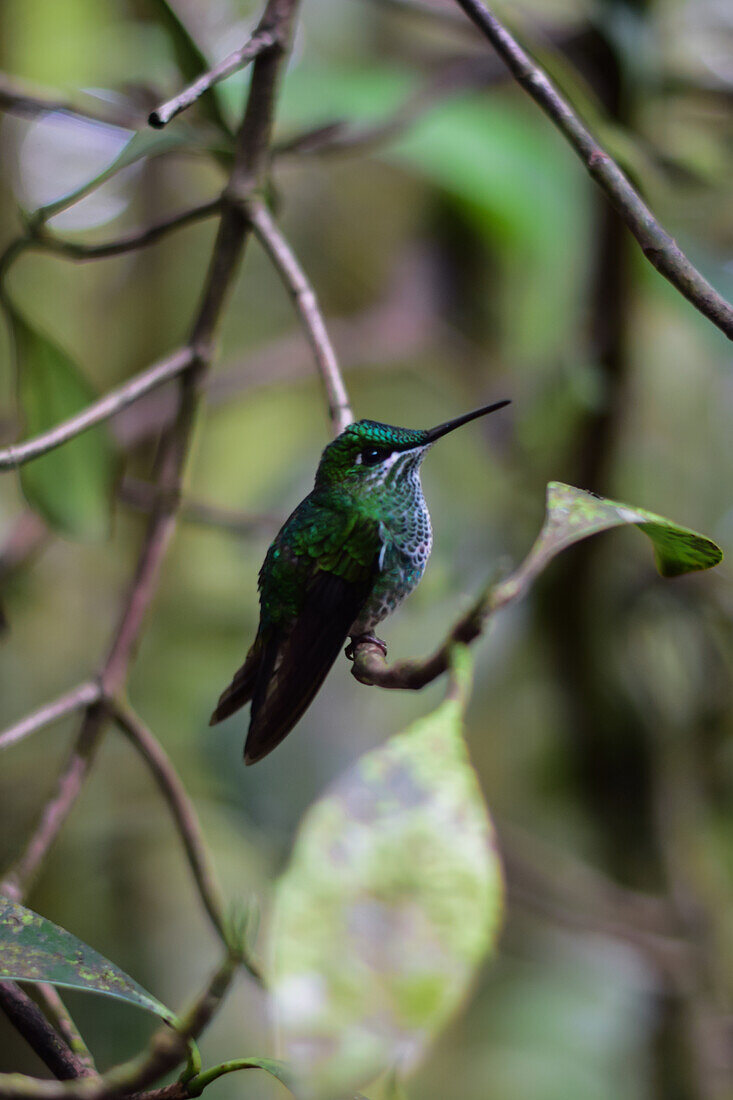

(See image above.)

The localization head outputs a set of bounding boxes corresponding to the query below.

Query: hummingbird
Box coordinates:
[210,399,510,764]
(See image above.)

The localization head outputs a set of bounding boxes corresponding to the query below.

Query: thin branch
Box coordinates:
[0,683,101,752]
[350,555,537,689]
[350,583,492,689]
[450,0,733,339]
[0,349,194,472]
[0,201,219,475]
[108,701,229,951]
[34,987,96,1074]
[149,28,279,129]
[31,201,222,262]
[2,0,301,905]
[0,73,143,129]
[247,198,353,435]
[0,983,95,1082]
[0,707,105,902]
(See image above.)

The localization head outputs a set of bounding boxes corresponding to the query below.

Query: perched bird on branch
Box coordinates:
[210,400,510,763]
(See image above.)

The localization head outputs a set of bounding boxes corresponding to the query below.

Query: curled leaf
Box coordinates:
[494,481,723,607]
[8,307,116,539]
[0,896,175,1024]
[269,647,503,1099]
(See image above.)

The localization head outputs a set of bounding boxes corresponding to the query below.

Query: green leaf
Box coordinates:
[239,1059,294,1091]
[494,482,723,607]
[0,895,176,1024]
[148,0,232,136]
[34,126,224,224]
[188,1056,295,1096]
[269,647,503,1100]
[8,306,116,539]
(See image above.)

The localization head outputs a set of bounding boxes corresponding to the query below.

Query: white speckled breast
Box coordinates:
[350,450,433,635]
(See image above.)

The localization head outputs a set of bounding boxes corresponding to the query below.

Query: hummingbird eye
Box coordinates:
[358,446,390,467]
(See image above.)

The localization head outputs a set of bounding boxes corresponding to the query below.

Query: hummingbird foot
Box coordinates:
[345,633,388,661]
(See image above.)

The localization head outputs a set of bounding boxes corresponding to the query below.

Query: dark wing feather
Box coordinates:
[209,503,382,764]
[209,642,262,725]
[244,568,373,764]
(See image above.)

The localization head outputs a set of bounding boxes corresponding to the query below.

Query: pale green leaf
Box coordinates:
[8,307,116,539]
[35,126,222,223]
[269,647,503,1100]
[0,896,175,1024]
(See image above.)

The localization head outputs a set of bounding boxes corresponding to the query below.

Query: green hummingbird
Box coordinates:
[210,400,510,763]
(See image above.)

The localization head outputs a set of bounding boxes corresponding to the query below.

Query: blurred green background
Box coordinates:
[0,0,731,1096]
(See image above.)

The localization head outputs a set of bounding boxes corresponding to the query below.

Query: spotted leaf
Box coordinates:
[269,646,503,1099]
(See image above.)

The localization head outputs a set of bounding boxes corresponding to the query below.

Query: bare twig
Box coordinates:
[0,983,95,1082]
[1,0,301,905]
[149,28,279,129]
[0,201,219,477]
[34,987,96,1074]
[108,702,229,950]
[451,0,733,339]
[247,199,353,435]
[0,350,194,472]
[351,582,492,689]
[31,201,222,262]
[0,708,105,902]
[350,542,550,689]
[0,683,101,752]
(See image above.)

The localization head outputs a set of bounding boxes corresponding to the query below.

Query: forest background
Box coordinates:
[0,0,731,1098]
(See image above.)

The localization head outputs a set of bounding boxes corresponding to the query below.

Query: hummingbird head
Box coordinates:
[314,400,510,501]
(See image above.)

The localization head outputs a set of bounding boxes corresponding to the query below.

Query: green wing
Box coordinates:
[211,502,382,764]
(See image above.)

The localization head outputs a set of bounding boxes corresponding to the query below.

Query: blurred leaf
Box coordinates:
[278,63,412,129]
[392,97,574,251]
[34,126,224,224]
[269,647,503,1100]
[497,481,723,604]
[147,0,232,136]
[8,306,115,539]
[0,895,176,1024]
[279,64,571,248]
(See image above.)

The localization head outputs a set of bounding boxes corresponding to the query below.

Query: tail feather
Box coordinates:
[210,573,374,763]
[209,644,260,725]
[243,573,369,765]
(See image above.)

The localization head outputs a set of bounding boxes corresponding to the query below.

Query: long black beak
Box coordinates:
[422,399,510,445]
